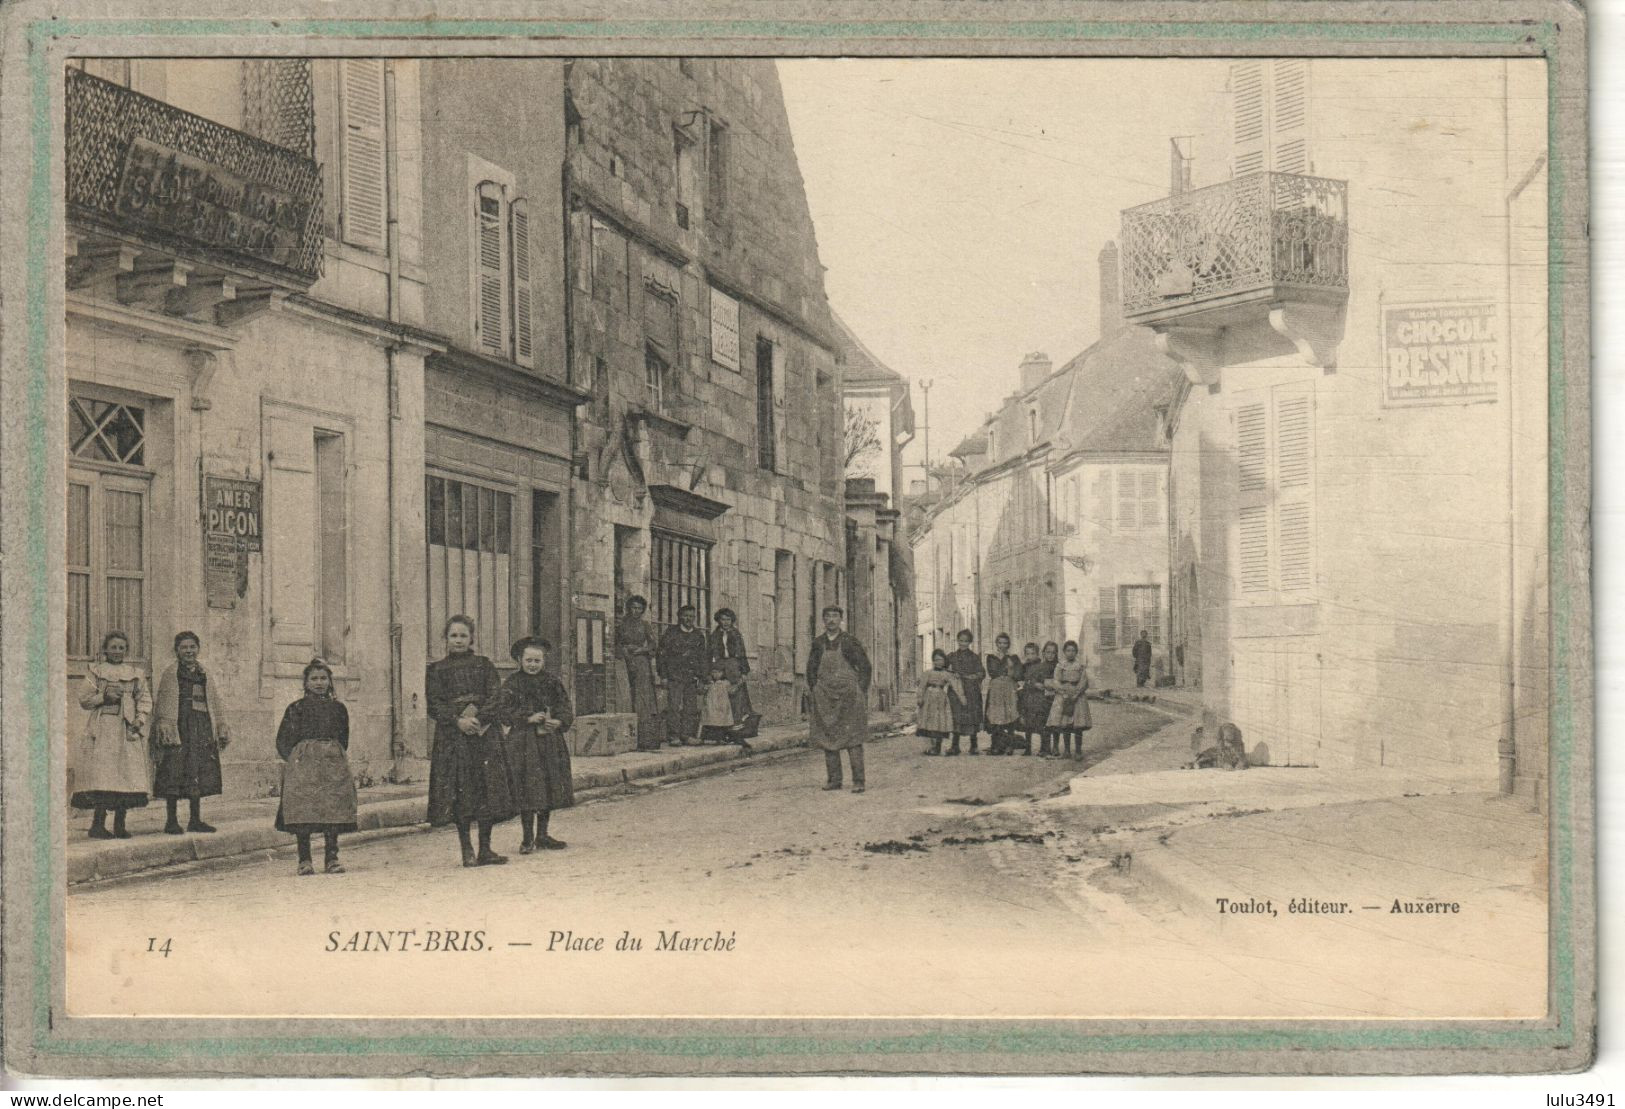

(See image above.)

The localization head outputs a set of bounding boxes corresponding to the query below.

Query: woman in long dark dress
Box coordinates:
[426,615,515,867]
[946,629,985,756]
[495,636,575,854]
[153,631,229,834]
[274,657,358,875]
[615,595,664,751]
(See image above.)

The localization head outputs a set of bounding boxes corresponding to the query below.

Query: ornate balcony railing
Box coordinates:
[65,67,324,283]
[1120,172,1348,320]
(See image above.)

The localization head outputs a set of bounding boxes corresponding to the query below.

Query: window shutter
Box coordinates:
[771,341,789,458]
[1231,61,1268,177]
[266,416,316,649]
[1235,400,1271,593]
[475,181,506,356]
[339,59,387,252]
[1116,470,1138,531]
[1097,586,1118,650]
[509,197,534,366]
[1270,59,1311,174]
[1139,470,1161,527]
[1274,391,1314,592]
[1091,470,1112,533]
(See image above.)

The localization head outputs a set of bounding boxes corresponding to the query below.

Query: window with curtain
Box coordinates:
[425,474,514,661]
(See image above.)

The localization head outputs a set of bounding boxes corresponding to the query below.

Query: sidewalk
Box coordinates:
[67,712,903,885]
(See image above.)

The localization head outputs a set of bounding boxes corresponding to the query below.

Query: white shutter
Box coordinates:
[1271,60,1311,174]
[266,416,316,649]
[1274,391,1313,592]
[1139,470,1161,528]
[475,182,506,356]
[1235,400,1271,593]
[1097,586,1118,650]
[1116,470,1138,531]
[339,59,387,252]
[509,197,534,366]
[1231,61,1268,177]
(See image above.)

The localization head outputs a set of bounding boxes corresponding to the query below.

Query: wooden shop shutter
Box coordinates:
[509,197,534,366]
[1230,61,1268,177]
[1270,60,1311,175]
[339,59,387,252]
[475,181,507,356]
[1116,470,1139,531]
[1274,390,1314,593]
[266,415,316,650]
[1097,586,1118,651]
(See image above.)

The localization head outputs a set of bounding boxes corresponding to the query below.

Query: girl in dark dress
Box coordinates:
[983,633,1024,755]
[1016,641,1053,756]
[946,629,985,756]
[152,631,228,834]
[426,615,515,867]
[274,658,358,875]
[495,636,575,854]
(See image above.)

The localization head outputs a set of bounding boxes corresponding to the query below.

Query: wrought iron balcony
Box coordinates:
[1120,172,1348,325]
[65,67,324,293]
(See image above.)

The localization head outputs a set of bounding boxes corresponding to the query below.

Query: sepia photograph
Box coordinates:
[0,0,1593,1080]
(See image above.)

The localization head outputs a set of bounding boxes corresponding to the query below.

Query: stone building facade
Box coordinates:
[63,59,431,799]
[563,58,846,728]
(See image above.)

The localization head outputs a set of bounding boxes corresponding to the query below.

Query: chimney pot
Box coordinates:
[1099,241,1122,338]
[1018,351,1053,394]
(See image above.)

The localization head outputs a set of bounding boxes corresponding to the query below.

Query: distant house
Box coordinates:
[910,243,1182,688]
[837,314,917,708]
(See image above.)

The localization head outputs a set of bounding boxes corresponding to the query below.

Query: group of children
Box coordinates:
[916,630,1095,759]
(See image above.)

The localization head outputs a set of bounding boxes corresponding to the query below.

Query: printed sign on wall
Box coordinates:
[202,475,260,608]
[1381,300,1501,406]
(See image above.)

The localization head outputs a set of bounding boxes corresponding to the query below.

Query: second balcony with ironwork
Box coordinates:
[1120,172,1348,329]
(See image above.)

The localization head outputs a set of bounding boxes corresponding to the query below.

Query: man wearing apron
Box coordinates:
[806,605,873,793]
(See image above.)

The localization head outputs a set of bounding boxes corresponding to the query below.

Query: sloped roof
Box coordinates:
[833,312,905,387]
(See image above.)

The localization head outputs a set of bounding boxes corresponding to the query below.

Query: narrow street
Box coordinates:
[67,702,1267,1020]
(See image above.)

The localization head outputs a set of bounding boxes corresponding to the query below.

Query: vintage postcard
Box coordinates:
[0,0,1593,1079]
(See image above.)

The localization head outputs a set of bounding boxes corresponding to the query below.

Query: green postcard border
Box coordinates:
[18,12,1581,1069]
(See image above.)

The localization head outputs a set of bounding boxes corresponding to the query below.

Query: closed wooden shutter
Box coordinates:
[266,416,316,651]
[339,59,387,252]
[509,197,534,366]
[1235,400,1271,593]
[475,181,506,356]
[1139,470,1161,527]
[1231,61,1267,177]
[1271,60,1311,174]
[1274,391,1314,592]
[1116,470,1138,531]
[1097,586,1118,650]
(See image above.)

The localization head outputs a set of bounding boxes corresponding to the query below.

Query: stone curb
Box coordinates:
[68,714,899,886]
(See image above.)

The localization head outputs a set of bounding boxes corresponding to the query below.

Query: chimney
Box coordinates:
[1018,351,1052,394]
[1098,241,1122,338]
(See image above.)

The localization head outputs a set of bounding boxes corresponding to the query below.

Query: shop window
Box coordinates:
[425,474,514,662]
[650,530,711,634]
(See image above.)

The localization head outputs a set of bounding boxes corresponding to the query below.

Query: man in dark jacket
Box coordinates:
[657,605,709,746]
[1132,630,1154,688]
[806,606,872,792]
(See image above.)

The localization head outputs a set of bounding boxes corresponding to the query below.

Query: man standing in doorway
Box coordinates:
[657,604,708,746]
[807,606,872,793]
[1132,629,1154,689]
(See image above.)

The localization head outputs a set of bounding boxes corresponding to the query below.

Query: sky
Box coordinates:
[776,58,1230,480]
